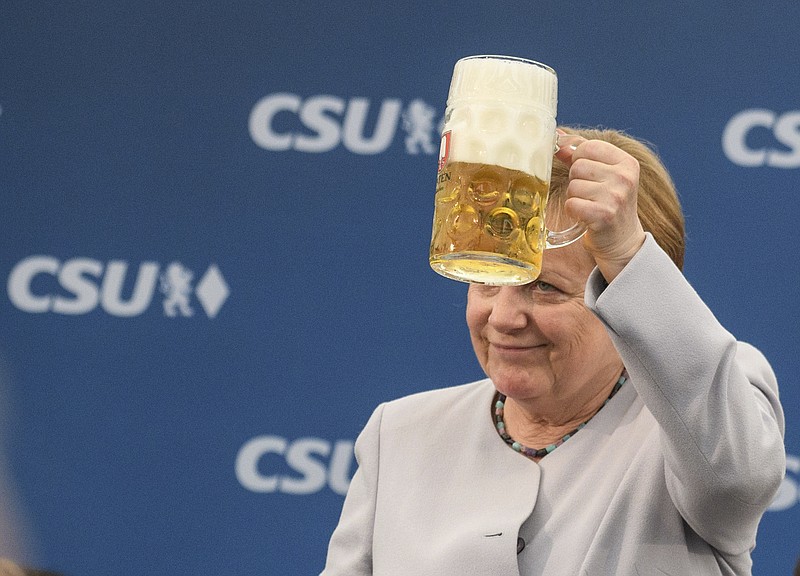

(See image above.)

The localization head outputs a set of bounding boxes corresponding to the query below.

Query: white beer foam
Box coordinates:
[444,57,557,179]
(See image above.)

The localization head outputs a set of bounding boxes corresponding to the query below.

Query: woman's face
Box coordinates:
[466,241,622,405]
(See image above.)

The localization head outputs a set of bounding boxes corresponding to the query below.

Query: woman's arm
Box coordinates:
[587,234,785,554]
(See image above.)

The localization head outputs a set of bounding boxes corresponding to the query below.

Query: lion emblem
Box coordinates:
[402,99,438,155]
[160,262,194,317]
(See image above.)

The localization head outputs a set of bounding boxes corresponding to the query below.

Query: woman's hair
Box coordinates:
[0,559,63,576]
[0,559,25,576]
[551,126,686,271]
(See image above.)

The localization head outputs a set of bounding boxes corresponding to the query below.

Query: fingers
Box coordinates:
[569,152,639,201]
[553,130,640,218]
[554,131,586,165]
[552,133,646,281]
[570,139,635,176]
[555,130,634,175]
[563,141,639,215]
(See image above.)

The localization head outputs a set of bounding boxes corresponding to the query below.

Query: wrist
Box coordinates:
[593,230,646,283]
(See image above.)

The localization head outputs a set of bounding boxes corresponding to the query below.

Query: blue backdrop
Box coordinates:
[1,2,798,575]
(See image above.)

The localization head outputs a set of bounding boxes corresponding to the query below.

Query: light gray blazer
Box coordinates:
[321,235,785,576]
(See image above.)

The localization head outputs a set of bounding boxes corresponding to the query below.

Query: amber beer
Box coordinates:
[429,55,583,285]
[430,161,549,284]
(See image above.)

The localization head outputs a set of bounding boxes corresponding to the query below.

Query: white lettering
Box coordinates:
[51,258,102,315]
[328,440,355,495]
[281,438,330,495]
[248,93,300,151]
[722,109,774,167]
[342,98,402,154]
[235,436,287,492]
[7,256,225,318]
[722,109,800,168]
[102,261,160,317]
[249,93,425,155]
[295,95,345,153]
[7,255,59,313]
[769,454,800,512]
[235,435,355,495]
[770,111,800,168]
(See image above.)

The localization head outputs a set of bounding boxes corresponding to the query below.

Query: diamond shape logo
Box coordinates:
[195,264,229,319]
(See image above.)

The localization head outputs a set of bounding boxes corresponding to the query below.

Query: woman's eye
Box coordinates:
[471,285,500,298]
[532,280,558,293]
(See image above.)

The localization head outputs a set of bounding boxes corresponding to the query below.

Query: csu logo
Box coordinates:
[249,93,441,155]
[722,109,800,168]
[7,256,229,318]
[235,435,355,495]
[769,453,800,512]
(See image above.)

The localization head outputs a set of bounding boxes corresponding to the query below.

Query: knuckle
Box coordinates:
[621,156,640,178]
[583,139,605,155]
[614,168,638,192]
[569,158,590,179]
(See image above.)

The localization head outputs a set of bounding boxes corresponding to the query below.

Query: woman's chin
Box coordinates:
[489,368,551,401]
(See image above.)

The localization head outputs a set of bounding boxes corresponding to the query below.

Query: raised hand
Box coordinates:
[555,131,647,282]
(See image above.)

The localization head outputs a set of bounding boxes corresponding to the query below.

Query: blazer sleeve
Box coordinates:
[585,234,786,555]
[320,403,384,576]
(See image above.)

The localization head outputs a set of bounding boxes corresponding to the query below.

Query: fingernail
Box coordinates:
[556,133,579,151]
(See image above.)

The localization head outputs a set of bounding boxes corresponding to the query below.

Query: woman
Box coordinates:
[321,127,786,575]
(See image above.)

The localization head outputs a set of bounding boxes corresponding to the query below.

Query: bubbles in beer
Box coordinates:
[436,177,459,204]
[525,216,545,253]
[485,207,519,239]
[468,168,502,205]
[430,161,550,284]
[445,202,480,241]
[510,174,542,216]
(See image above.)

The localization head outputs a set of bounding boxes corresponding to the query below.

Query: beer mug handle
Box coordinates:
[546,131,587,249]
[545,221,587,249]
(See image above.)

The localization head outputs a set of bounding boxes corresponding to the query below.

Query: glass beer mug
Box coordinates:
[429,55,586,285]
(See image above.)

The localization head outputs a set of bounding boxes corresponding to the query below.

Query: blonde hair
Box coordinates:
[551,127,686,270]
[0,559,25,576]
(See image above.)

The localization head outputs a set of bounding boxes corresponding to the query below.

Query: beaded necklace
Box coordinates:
[494,373,626,460]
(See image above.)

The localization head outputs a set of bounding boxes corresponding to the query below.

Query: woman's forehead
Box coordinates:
[540,238,595,280]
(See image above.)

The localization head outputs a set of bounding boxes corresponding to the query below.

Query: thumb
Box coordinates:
[554,129,586,165]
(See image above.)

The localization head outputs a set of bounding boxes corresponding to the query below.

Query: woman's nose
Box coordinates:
[487,286,530,331]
